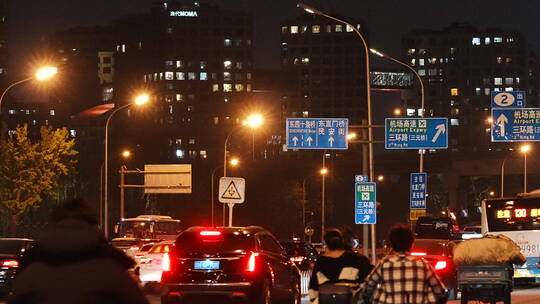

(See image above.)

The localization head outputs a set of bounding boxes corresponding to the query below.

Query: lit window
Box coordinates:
[223,72,232,81]
[494,88,501,92]
[235,84,244,92]
[246,73,252,80]
[168,105,173,114]
[407,49,416,55]
[505,87,514,92]
[175,149,185,159]
[165,72,174,80]
[428,58,437,64]
[165,60,174,66]
[176,60,183,68]
[451,108,460,116]
[312,25,320,33]
[213,117,219,125]
[507,37,514,43]
[175,94,182,102]
[223,84,232,92]
[472,37,481,45]
[475,88,481,95]
[200,151,207,159]
[200,61,207,69]
[451,119,459,126]
[159,73,163,80]
[224,39,232,47]
[494,37,503,43]
[175,139,182,145]
[484,88,490,95]
[450,88,459,96]
[301,57,310,64]
[506,57,512,63]
[302,111,309,118]
[335,24,342,32]
[236,62,242,69]
[49,110,55,116]
[176,72,185,80]
[8,109,15,115]
[505,77,513,85]
[418,69,426,76]
[419,59,425,66]
[516,77,520,84]
[189,138,195,144]
[496,57,502,64]
[407,109,415,116]
[494,77,503,85]
[325,25,332,32]
[200,72,207,80]
[212,84,219,92]
[224,60,232,69]
[346,25,354,32]
[410,59,416,66]
[246,84,252,92]
[300,26,307,33]
[281,26,288,33]
[290,26,299,34]
[485,37,491,45]
[70,129,76,137]
[188,72,196,80]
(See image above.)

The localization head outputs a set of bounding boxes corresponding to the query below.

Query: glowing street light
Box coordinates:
[35,66,58,81]
[134,93,150,105]
[243,113,264,129]
[393,108,402,116]
[230,158,240,166]
[489,191,495,197]
[121,150,131,158]
[320,168,328,175]
[486,116,494,124]
[377,175,385,182]
[347,132,357,141]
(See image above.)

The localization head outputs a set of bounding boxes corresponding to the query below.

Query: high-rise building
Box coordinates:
[402,23,540,152]
[0,0,7,84]
[280,13,368,125]
[113,1,254,164]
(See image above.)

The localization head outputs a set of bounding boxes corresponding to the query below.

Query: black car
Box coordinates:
[415,216,460,240]
[0,238,36,296]
[161,226,301,304]
[280,241,318,270]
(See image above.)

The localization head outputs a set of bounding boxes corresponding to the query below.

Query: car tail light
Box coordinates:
[130,246,139,251]
[411,251,427,256]
[162,253,171,272]
[290,256,305,263]
[434,260,448,271]
[200,230,222,236]
[246,252,259,272]
[2,260,19,268]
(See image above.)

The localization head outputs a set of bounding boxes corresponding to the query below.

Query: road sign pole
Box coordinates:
[321,152,326,243]
[228,203,235,227]
[524,152,528,193]
[361,120,369,257]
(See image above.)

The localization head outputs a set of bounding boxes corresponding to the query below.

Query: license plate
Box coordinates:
[194,260,220,270]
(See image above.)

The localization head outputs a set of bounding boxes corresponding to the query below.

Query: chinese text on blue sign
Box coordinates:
[491,91,526,108]
[385,118,448,149]
[410,173,427,210]
[491,108,540,142]
[286,118,349,150]
[355,182,376,224]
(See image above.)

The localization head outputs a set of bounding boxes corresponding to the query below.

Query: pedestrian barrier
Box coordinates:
[300,269,312,295]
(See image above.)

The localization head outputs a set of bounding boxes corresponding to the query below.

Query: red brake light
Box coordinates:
[200,230,222,236]
[162,253,171,272]
[246,252,259,272]
[2,260,18,267]
[411,251,427,256]
[434,260,447,271]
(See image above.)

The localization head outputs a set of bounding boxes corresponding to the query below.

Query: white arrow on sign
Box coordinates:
[496,114,508,137]
[431,124,446,143]
[328,136,335,147]
[306,136,313,146]
[292,136,298,146]
[362,215,370,222]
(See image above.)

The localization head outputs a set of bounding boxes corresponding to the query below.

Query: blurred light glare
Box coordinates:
[245,114,264,128]
[121,150,131,158]
[394,108,402,116]
[134,93,150,105]
[520,144,531,153]
[35,66,58,81]
[230,158,239,166]
[320,168,328,175]
[377,175,384,182]
[347,133,357,140]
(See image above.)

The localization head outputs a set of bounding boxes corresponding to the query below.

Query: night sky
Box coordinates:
[8,0,540,77]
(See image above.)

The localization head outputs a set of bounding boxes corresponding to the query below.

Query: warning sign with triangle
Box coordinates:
[219,177,246,204]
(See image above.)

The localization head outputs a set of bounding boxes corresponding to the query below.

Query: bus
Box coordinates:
[482,194,540,282]
[114,215,181,241]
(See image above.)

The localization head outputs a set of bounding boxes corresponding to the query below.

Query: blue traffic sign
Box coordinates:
[491,91,526,108]
[491,108,540,142]
[385,118,448,149]
[410,173,427,210]
[355,174,368,183]
[286,118,349,150]
[355,182,376,224]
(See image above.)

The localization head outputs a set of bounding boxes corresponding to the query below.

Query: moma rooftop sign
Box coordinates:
[170,10,198,17]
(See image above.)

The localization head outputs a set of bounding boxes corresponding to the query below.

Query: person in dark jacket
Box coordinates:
[308,229,373,304]
[8,199,149,304]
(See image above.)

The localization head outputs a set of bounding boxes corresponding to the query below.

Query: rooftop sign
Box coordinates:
[170,11,198,17]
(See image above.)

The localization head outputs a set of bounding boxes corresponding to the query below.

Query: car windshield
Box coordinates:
[0,240,31,254]
[140,244,154,252]
[175,231,255,254]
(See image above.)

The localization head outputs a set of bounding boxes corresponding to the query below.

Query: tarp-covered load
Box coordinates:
[453,234,526,266]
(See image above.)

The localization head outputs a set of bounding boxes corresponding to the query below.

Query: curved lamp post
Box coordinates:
[104,93,150,239]
[0,66,58,111]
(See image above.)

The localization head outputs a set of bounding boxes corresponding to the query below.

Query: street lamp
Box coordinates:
[121,150,131,158]
[521,144,531,193]
[377,175,385,182]
[298,3,376,261]
[320,165,329,242]
[104,93,150,238]
[0,66,58,110]
[393,108,402,116]
[211,158,239,227]
[370,48,426,172]
[347,132,357,141]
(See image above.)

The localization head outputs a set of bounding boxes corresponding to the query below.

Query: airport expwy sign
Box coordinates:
[170,10,198,17]
[355,182,376,224]
[385,118,448,149]
[491,91,526,108]
[491,108,540,142]
[286,118,349,150]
